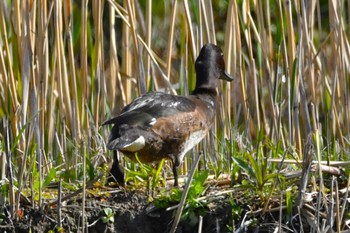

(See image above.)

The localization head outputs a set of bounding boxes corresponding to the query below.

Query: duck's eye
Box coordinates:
[221,52,224,57]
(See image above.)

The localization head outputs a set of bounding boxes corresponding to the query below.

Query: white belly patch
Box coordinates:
[179,130,207,162]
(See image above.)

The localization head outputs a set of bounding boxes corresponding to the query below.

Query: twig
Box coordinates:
[57,179,62,228]
[282,164,342,179]
[4,118,15,216]
[166,188,238,211]
[340,172,350,224]
[303,203,328,219]
[268,158,350,166]
[335,178,340,233]
[198,215,203,233]
[169,152,202,233]
[48,173,103,207]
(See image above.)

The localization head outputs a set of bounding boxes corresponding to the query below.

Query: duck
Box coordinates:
[103,43,233,186]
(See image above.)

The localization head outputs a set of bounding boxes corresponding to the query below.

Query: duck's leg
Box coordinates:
[172,156,180,187]
[108,151,125,186]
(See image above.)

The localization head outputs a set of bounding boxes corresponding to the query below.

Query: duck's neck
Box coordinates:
[192,88,217,108]
[192,87,217,96]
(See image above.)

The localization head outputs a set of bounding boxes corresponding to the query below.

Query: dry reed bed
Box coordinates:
[0,0,349,231]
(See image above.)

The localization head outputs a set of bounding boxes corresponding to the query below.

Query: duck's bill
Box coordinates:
[220,71,234,81]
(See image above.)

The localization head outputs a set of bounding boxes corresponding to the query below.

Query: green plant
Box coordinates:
[226,196,244,233]
[102,207,115,223]
[154,170,209,224]
[125,157,166,191]
[231,135,281,200]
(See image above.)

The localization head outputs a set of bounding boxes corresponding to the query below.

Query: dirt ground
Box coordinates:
[0,187,235,233]
[0,178,314,233]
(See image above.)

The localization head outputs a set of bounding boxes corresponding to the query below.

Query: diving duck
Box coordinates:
[103,43,233,186]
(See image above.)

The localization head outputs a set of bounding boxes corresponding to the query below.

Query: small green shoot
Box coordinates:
[231,137,281,201]
[102,207,115,223]
[154,170,209,223]
[125,157,166,191]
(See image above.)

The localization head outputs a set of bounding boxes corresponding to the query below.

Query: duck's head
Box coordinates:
[194,44,233,94]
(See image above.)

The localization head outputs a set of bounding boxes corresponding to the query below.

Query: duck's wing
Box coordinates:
[102,92,196,127]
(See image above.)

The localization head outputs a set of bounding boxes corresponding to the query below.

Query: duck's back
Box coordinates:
[103,91,217,162]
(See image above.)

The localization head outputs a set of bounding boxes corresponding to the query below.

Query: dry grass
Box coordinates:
[0,0,350,231]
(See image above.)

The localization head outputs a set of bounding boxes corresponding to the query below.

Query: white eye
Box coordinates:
[221,52,224,56]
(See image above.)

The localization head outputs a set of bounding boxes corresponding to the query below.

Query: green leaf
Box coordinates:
[42,167,57,189]
[286,188,292,215]
[246,152,263,187]
[194,170,209,185]
[152,159,165,187]
[104,207,113,216]
[232,156,254,178]
[263,173,279,183]
[290,58,298,110]
[101,216,109,223]
[102,208,114,223]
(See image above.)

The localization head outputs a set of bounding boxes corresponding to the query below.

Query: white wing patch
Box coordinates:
[149,118,157,126]
[162,101,180,108]
[122,136,145,152]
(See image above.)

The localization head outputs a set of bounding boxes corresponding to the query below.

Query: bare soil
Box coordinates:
[0,181,314,233]
[0,187,235,233]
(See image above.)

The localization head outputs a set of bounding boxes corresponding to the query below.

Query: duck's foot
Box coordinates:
[107,151,125,187]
